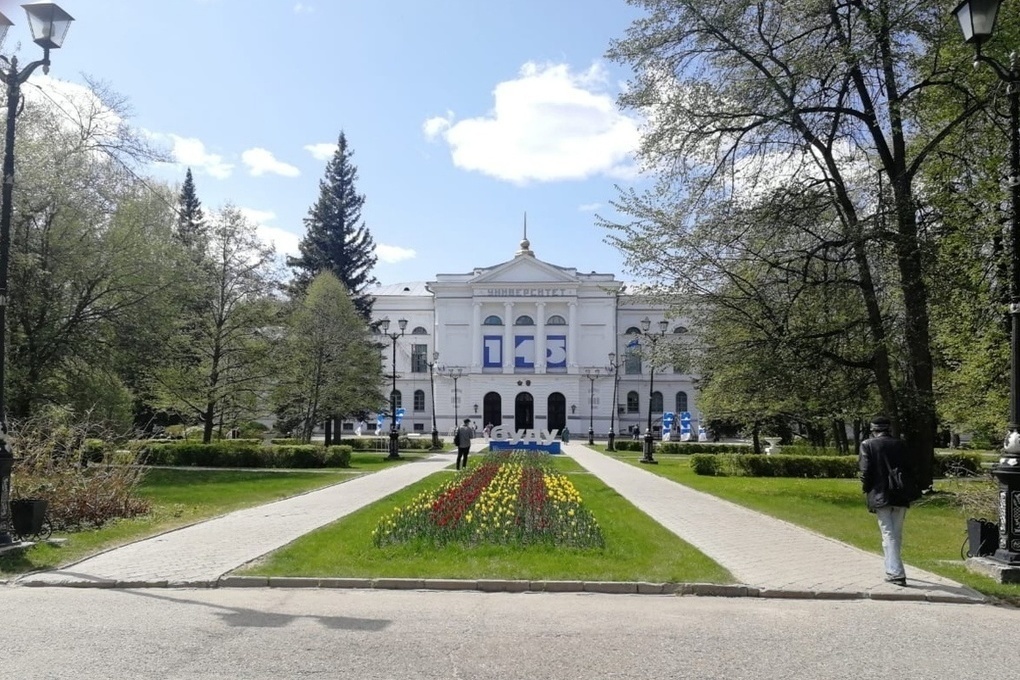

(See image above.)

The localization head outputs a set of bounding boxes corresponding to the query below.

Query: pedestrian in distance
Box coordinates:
[455,418,473,471]
[859,415,921,587]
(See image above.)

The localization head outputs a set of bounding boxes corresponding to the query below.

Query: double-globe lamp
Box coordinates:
[379,317,407,461]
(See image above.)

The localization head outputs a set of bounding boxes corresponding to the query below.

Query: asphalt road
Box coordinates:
[5,588,1015,679]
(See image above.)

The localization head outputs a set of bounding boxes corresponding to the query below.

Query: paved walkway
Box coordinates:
[14,441,984,602]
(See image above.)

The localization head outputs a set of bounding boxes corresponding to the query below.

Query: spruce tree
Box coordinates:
[175,168,207,251]
[288,131,378,319]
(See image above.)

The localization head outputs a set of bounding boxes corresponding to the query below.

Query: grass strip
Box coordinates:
[239,464,732,583]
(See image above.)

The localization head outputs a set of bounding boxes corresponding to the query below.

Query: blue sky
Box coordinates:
[4,0,650,285]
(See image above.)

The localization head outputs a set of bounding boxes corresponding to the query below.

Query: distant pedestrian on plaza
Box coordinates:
[455,418,473,471]
[859,415,920,587]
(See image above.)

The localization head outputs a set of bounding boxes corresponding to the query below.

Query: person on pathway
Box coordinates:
[859,415,920,587]
[455,418,473,471]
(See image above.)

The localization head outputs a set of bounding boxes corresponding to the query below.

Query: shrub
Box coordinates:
[935,452,983,477]
[690,454,859,478]
[127,441,352,469]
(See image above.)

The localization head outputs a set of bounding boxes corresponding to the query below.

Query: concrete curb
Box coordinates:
[7,576,987,604]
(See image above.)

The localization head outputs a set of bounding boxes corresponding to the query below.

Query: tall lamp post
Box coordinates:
[379,317,407,460]
[0,3,74,546]
[640,316,670,465]
[954,0,1020,565]
[439,366,464,434]
[427,351,440,450]
[607,352,620,451]
[583,367,602,445]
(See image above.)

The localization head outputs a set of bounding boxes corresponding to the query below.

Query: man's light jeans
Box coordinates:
[876,505,907,579]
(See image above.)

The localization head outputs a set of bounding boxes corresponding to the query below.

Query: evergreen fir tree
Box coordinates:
[288,131,378,318]
[175,168,207,251]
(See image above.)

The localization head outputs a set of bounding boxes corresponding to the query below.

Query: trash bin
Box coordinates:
[967,517,998,557]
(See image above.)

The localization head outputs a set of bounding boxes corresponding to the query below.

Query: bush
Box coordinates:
[128,441,353,469]
[690,454,859,478]
[935,452,983,477]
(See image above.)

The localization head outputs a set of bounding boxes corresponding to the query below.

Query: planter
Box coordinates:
[10,498,48,539]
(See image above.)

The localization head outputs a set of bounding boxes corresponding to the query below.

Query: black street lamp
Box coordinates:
[0,3,74,546]
[640,316,669,465]
[439,366,464,433]
[583,367,602,445]
[427,351,440,450]
[379,317,407,460]
[954,0,1020,565]
[607,351,620,451]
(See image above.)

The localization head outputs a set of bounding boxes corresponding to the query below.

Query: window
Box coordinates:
[390,390,402,409]
[515,315,535,326]
[625,326,643,335]
[676,391,688,413]
[411,344,428,373]
[626,391,640,413]
[651,391,663,413]
[411,326,429,335]
[483,315,503,325]
[625,351,642,375]
[413,389,426,411]
[413,423,424,432]
[547,315,567,325]
[673,326,688,334]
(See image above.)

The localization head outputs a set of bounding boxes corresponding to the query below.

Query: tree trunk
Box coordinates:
[202,402,215,444]
[324,418,332,447]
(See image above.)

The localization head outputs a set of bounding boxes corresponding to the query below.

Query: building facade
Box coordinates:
[368,236,699,439]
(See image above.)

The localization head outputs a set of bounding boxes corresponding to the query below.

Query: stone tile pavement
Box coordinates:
[561,441,984,603]
[13,440,987,603]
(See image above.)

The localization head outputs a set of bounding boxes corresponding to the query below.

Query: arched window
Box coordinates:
[625,326,643,335]
[626,391,640,413]
[515,315,535,326]
[673,326,688,334]
[625,351,642,375]
[413,390,426,411]
[651,391,663,413]
[483,315,503,325]
[390,390,402,409]
[411,326,429,335]
[546,314,567,325]
[675,391,689,413]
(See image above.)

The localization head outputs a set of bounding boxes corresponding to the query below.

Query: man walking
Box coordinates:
[859,415,920,586]
[455,418,473,471]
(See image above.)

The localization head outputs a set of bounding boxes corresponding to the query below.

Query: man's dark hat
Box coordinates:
[870,415,891,431]
[463,418,471,424]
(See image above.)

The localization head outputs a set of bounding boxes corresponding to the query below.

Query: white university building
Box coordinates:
[366,234,700,440]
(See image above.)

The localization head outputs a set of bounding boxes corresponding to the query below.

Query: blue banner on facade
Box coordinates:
[483,335,503,368]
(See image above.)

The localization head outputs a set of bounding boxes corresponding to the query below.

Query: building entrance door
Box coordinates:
[514,392,534,431]
[547,392,566,433]
[483,392,502,428]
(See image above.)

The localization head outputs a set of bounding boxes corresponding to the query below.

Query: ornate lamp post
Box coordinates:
[427,351,440,450]
[379,317,407,460]
[583,367,602,445]
[954,0,1020,565]
[439,366,464,434]
[0,3,74,546]
[640,316,669,465]
[607,351,620,451]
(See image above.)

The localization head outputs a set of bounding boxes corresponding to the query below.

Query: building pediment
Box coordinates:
[470,255,578,285]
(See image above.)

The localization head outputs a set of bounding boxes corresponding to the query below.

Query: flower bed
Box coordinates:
[372,450,604,548]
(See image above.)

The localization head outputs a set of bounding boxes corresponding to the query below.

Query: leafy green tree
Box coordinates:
[273,272,383,442]
[288,131,378,319]
[175,168,207,252]
[604,0,987,486]
[151,206,282,443]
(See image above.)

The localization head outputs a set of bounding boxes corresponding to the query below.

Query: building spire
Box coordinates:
[516,211,534,257]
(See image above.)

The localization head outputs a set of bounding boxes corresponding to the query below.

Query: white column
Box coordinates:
[568,301,577,371]
[535,302,546,374]
[471,302,482,370]
[503,302,514,374]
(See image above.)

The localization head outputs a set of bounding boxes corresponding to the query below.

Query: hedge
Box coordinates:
[271,436,445,451]
[611,440,752,454]
[689,451,984,478]
[126,441,353,469]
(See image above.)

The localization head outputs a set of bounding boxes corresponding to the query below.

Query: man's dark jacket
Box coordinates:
[859,432,918,512]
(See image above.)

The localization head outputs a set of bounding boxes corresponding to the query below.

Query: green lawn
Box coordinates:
[604,448,1020,601]
[1,468,358,576]
[238,458,732,583]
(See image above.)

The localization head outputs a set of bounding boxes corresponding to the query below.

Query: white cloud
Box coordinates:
[423,62,641,184]
[376,244,416,264]
[167,134,234,179]
[294,2,315,13]
[578,202,602,212]
[304,142,337,161]
[239,208,301,258]
[242,147,300,177]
